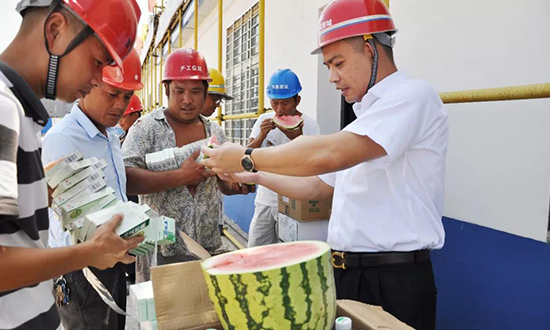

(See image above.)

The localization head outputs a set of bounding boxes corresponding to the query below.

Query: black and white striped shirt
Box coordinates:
[0,62,61,330]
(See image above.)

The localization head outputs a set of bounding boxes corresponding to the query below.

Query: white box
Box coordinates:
[55,160,107,193]
[129,283,148,322]
[278,212,329,242]
[48,157,99,188]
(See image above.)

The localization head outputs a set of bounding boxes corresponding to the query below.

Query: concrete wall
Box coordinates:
[392,0,550,242]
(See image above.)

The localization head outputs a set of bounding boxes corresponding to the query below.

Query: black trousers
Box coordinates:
[57,263,126,330]
[334,260,437,330]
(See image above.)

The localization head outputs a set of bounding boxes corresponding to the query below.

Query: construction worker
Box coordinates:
[42,48,143,330]
[121,48,253,282]
[201,68,233,118]
[247,69,320,247]
[0,1,141,330]
[119,94,144,144]
[202,0,448,329]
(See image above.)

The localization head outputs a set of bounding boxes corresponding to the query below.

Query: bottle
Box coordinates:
[334,316,352,330]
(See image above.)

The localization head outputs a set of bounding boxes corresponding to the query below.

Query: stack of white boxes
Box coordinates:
[45,151,176,254]
[129,281,157,330]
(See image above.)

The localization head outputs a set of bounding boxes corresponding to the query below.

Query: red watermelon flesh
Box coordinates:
[273,114,303,130]
[203,241,324,274]
[207,135,219,148]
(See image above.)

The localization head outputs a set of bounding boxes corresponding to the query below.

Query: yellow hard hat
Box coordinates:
[208,68,233,100]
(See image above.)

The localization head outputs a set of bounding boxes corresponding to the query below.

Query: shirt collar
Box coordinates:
[71,103,104,139]
[352,71,407,117]
[0,61,49,126]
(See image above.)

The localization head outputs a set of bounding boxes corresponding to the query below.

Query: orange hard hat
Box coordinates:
[312,0,396,54]
[123,95,143,116]
[103,49,143,91]
[162,48,211,82]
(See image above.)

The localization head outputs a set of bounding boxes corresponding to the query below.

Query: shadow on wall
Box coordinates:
[433,217,550,330]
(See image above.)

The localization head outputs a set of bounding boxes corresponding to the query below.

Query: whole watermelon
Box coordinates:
[201,241,336,330]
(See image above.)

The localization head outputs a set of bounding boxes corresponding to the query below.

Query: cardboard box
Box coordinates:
[337,300,415,330]
[151,232,222,330]
[278,212,329,242]
[278,194,332,221]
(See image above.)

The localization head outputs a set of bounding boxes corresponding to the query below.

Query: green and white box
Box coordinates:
[55,160,107,193]
[48,157,99,188]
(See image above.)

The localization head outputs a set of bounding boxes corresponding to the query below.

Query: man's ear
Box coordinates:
[364,39,376,60]
[295,95,302,107]
[44,12,71,55]
[163,82,170,98]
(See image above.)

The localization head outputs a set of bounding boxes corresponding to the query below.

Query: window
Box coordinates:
[224,3,259,146]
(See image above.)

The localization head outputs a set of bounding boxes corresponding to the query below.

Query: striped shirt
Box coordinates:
[0,62,61,329]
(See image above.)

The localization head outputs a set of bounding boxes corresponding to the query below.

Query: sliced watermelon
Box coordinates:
[201,241,337,330]
[207,135,220,148]
[273,114,304,130]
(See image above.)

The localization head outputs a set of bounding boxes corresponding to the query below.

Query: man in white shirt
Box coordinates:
[203,1,448,329]
[247,69,320,246]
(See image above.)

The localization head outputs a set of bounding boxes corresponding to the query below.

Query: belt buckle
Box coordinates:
[331,251,346,269]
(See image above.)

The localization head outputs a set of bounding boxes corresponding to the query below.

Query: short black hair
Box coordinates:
[346,35,394,63]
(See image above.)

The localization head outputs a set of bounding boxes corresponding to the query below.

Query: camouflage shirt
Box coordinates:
[122,108,227,264]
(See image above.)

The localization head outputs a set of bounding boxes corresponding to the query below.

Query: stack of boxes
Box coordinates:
[129,281,157,330]
[44,152,176,253]
[277,195,332,242]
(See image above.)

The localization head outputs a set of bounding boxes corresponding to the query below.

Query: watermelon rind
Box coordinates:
[201,241,337,330]
[273,115,304,130]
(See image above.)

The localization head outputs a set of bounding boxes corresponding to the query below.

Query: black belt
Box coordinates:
[330,250,431,269]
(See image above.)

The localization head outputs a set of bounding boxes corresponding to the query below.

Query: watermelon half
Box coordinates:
[273,115,303,130]
[201,241,337,330]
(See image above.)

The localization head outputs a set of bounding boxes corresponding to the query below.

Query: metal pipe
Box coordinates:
[222,112,262,120]
[159,46,163,107]
[217,0,223,126]
[194,0,199,50]
[179,8,183,48]
[167,30,171,54]
[222,228,245,250]
[154,52,157,108]
[258,0,265,115]
[440,83,550,104]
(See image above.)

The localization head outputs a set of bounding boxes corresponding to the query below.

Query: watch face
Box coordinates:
[241,157,254,171]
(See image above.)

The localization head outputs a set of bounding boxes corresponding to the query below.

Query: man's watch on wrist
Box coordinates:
[241,148,257,172]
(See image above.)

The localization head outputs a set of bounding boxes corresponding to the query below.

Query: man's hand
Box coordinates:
[217,171,259,185]
[179,150,217,185]
[278,121,304,140]
[259,118,276,138]
[86,214,144,270]
[202,143,247,174]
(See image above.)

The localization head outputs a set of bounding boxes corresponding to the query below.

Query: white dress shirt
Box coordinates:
[319,71,448,252]
[42,103,128,247]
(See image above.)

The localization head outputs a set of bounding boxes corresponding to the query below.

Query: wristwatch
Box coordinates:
[241,148,257,172]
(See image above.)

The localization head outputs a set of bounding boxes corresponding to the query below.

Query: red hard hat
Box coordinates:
[162,48,211,82]
[103,49,143,91]
[312,0,396,54]
[63,0,141,70]
[123,95,143,116]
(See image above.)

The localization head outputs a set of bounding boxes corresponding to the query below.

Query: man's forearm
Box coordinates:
[246,135,265,149]
[255,173,333,201]
[126,167,184,195]
[0,243,93,292]
[253,131,386,176]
